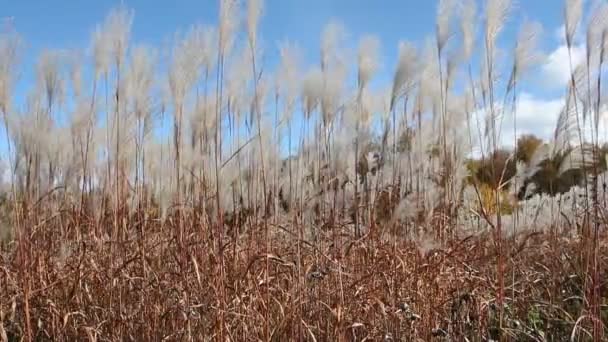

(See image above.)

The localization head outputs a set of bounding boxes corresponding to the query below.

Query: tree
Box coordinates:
[516,134,542,163]
[474,149,516,188]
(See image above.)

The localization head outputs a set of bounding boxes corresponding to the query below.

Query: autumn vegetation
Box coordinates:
[0,0,607,340]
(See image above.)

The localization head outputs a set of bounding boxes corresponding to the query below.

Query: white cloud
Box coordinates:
[469,93,563,155]
[470,92,608,156]
[500,93,563,145]
[540,44,584,88]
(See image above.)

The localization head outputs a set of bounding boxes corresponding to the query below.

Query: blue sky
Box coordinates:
[4,0,563,76]
[2,0,603,153]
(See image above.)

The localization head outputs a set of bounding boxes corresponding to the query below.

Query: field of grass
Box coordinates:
[0,0,607,340]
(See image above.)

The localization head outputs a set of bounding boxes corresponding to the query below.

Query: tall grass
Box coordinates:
[0,1,607,340]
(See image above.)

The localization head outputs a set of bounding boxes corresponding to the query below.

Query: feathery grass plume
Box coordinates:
[225,49,252,124]
[215,0,239,227]
[35,51,66,194]
[483,0,512,318]
[485,0,512,55]
[70,98,98,171]
[191,92,217,145]
[67,50,84,99]
[169,30,203,110]
[320,64,346,127]
[585,2,608,70]
[108,80,135,152]
[302,67,323,119]
[525,142,550,178]
[505,20,541,187]
[247,0,263,51]
[0,30,21,115]
[70,96,96,145]
[436,0,455,54]
[251,74,270,125]
[445,51,460,89]
[146,137,174,220]
[0,28,21,195]
[565,0,583,48]
[418,39,441,122]
[356,88,376,129]
[199,26,218,72]
[219,0,239,57]
[509,20,543,92]
[375,86,393,122]
[276,42,301,122]
[127,45,156,121]
[37,50,65,111]
[319,21,347,129]
[320,20,347,71]
[390,41,418,111]
[91,25,111,78]
[95,6,134,230]
[105,6,133,67]
[168,28,203,207]
[181,24,218,77]
[459,0,477,62]
[357,34,381,91]
[46,126,74,186]
[583,1,608,139]
[126,45,156,197]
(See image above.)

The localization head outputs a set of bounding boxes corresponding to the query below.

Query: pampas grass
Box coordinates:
[357,35,380,92]
[0,1,607,341]
[565,0,583,49]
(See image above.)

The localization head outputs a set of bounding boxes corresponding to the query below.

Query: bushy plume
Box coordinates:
[302,67,323,118]
[47,126,74,184]
[375,86,393,121]
[36,50,65,110]
[252,74,270,121]
[91,26,111,77]
[459,0,477,62]
[586,2,608,62]
[225,48,252,121]
[527,143,550,177]
[509,20,544,91]
[357,34,381,91]
[436,0,455,54]
[445,51,460,89]
[320,64,346,126]
[564,0,583,48]
[219,0,239,55]
[247,0,263,50]
[355,87,376,128]
[190,94,217,144]
[418,39,441,109]
[276,42,301,122]
[102,6,133,68]
[179,25,219,75]
[390,41,418,111]
[67,51,84,99]
[485,0,512,52]
[0,30,21,115]
[320,21,347,71]
[70,94,95,134]
[168,30,202,110]
[199,26,218,72]
[126,45,156,120]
